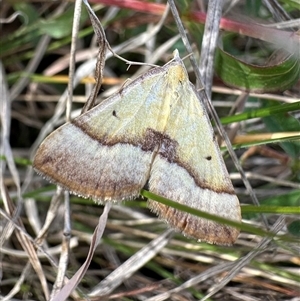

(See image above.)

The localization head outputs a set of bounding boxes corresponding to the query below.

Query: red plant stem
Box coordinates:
[91,0,299,53]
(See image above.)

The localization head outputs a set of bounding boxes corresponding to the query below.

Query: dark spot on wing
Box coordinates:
[142,128,178,163]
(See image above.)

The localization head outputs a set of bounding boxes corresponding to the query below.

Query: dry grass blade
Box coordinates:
[198,0,223,95]
[81,0,108,113]
[51,203,111,301]
[89,229,174,297]
[67,0,83,121]
[201,216,287,301]
[1,186,50,300]
[50,190,71,299]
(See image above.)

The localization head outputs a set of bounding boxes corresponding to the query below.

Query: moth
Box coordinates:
[34,50,241,245]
